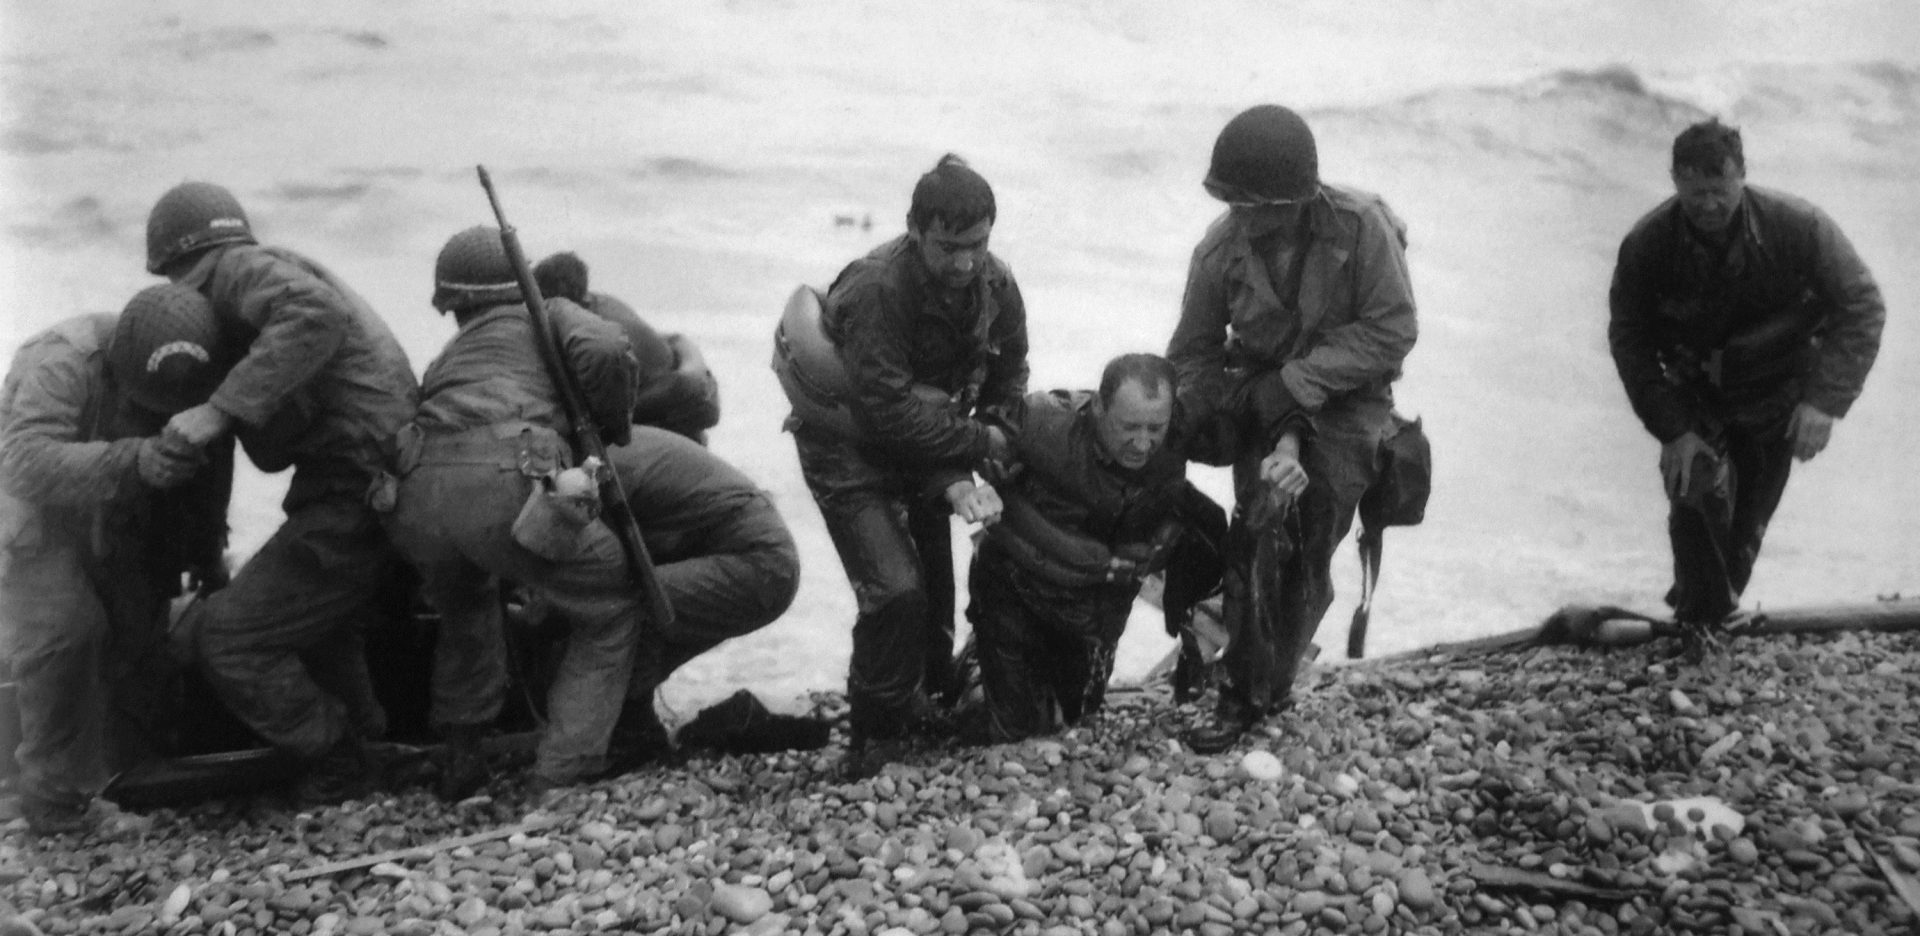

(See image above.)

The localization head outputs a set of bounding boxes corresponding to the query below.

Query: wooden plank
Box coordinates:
[284,815,559,883]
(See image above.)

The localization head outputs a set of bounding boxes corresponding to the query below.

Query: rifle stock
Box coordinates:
[475,165,674,630]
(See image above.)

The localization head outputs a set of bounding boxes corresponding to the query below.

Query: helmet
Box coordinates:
[110,284,224,415]
[146,182,256,274]
[432,226,521,313]
[1205,105,1319,203]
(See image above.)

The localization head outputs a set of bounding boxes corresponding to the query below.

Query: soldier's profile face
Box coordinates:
[1671,159,1745,234]
[909,218,993,289]
[1094,378,1173,470]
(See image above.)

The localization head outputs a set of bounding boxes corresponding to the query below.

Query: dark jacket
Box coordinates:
[1167,184,1417,449]
[985,390,1191,588]
[177,243,419,503]
[820,234,1029,467]
[0,315,229,589]
[608,427,787,564]
[582,292,720,441]
[414,299,637,447]
[1608,184,1885,442]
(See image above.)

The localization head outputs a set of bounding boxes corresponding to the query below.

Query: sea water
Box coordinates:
[2,0,1916,713]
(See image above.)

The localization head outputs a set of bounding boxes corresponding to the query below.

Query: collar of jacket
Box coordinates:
[1218,188,1351,344]
[172,241,239,292]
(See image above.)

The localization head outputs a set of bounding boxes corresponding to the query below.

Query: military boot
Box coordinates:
[20,794,92,837]
[294,734,377,806]
[433,724,492,802]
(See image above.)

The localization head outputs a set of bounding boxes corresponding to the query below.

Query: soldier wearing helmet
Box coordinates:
[783,154,1029,779]
[1166,105,1419,752]
[385,226,648,797]
[0,285,233,835]
[146,181,420,805]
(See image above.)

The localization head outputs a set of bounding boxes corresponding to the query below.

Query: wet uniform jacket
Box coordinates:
[0,315,229,579]
[819,234,1029,470]
[983,390,1190,592]
[1608,184,1885,442]
[414,299,635,445]
[177,243,419,504]
[581,292,720,441]
[1167,184,1416,446]
[1,315,230,800]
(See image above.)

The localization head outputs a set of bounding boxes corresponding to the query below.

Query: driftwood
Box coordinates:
[284,815,558,883]
[1871,851,1920,921]
[1468,862,1645,903]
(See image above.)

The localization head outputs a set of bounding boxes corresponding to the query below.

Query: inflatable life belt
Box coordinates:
[772,284,954,441]
[772,285,859,438]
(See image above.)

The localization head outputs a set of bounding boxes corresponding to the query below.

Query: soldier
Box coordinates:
[601,427,801,769]
[1609,119,1885,657]
[1166,106,1418,753]
[1,285,230,834]
[385,226,649,798]
[148,181,421,803]
[533,252,721,443]
[786,154,1027,777]
[964,354,1222,742]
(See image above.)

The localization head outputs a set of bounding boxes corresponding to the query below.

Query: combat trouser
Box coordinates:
[384,424,645,784]
[1665,417,1796,623]
[1,529,170,806]
[793,430,959,741]
[188,491,393,759]
[966,543,1134,742]
[1219,396,1389,715]
[635,491,800,692]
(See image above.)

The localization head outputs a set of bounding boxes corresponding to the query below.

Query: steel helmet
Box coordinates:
[110,284,224,415]
[1205,105,1320,203]
[432,226,522,313]
[146,182,256,274]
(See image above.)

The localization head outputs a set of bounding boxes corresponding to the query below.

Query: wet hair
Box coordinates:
[1098,353,1178,406]
[908,154,996,233]
[1672,119,1745,177]
[533,252,591,303]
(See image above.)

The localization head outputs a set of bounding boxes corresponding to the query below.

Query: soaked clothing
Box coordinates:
[582,292,721,442]
[794,235,1030,740]
[0,316,229,804]
[1610,185,1885,621]
[966,390,1205,741]
[175,243,419,760]
[1167,185,1417,713]
[386,299,644,783]
[610,427,799,689]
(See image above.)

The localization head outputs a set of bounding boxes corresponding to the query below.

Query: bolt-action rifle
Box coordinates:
[475,165,673,630]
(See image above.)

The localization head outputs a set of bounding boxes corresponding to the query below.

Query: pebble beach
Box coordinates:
[4,628,1917,936]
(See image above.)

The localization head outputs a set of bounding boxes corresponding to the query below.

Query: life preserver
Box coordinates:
[772,285,859,438]
[771,284,955,441]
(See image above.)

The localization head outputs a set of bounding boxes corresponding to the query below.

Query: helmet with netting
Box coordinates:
[432,226,522,313]
[110,284,224,415]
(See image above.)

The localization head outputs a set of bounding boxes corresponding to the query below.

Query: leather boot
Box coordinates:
[1184,696,1256,754]
[434,723,492,802]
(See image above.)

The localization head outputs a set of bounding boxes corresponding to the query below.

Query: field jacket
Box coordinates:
[178,243,418,504]
[984,390,1192,589]
[819,234,1029,468]
[0,315,228,580]
[1608,184,1885,442]
[1167,184,1417,450]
